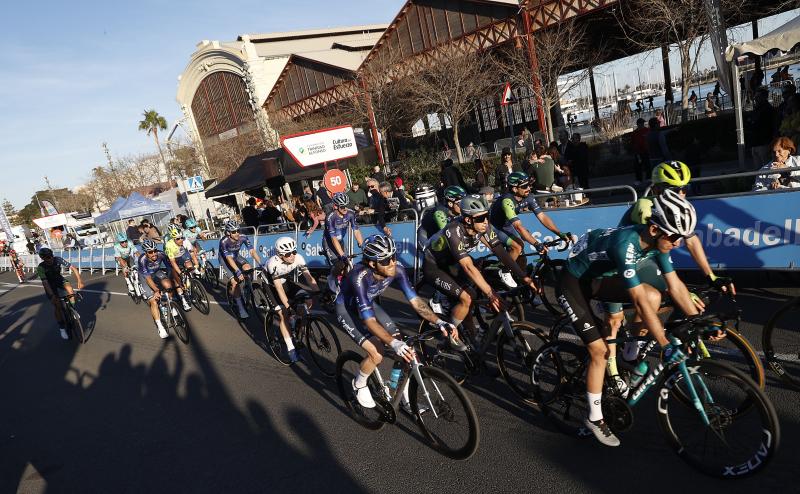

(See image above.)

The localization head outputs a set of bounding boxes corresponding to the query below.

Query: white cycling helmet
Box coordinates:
[649,188,697,237]
[362,234,396,261]
[275,236,297,255]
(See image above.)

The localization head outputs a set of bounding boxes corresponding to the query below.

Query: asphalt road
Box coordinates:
[1,269,798,494]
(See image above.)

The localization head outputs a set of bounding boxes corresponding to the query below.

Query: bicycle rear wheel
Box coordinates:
[67,305,85,344]
[169,301,191,344]
[190,281,211,315]
[335,351,386,430]
[203,264,220,290]
[304,316,341,377]
[410,366,480,460]
[532,341,590,435]
[264,313,291,366]
[762,296,800,390]
[415,320,472,385]
[657,360,780,478]
[495,321,550,404]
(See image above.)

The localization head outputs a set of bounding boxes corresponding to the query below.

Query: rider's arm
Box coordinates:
[301,270,320,291]
[535,211,562,237]
[484,231,531,282]
[458,256,493,296]
[684,235,734,294]
[40,277,54,298]
[511,218,542,249]
[663,271,700,318]
[410,297,444,325]
[349,212,364,247]
[69,264,83,288]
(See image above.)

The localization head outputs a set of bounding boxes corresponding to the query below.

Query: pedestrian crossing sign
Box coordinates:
[186,175,204,193]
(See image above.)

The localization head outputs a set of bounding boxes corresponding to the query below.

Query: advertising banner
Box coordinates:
[281,126,358,167]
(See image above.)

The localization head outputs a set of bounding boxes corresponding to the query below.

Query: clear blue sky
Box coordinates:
[0,1,796,211]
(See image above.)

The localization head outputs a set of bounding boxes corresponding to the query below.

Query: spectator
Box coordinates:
[713,82,721,105]
[748,88,778,169]
[494,148,518,191]
[346,182,369,209]
[140,222,162,242]
[688,90,698,106]
[241,197,260,229]
[704,93,719,117]
[125,219,139,243]
[479,186,496,208]
[780,93,800,144]
[371,164,386,184]
[750,66,764,92]
[631,118,650,184]
[527,150,562,193]
[753,136,800,191]
[655,108,666,127]
[557,130,570,159]
[647,117,671,164]
[440,158,468,190]
[316,185,333,214]
[259,200,283,225]
[647,95,654,110]
[778,84,797,127]
[566,133,589,189]
[473,158,490,190]
[302,194,326,236]
[370,182,393,236]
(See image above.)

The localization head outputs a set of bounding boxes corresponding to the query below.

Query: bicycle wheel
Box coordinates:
[657,360,780,478]
[67,305,85,344]
[335,351,386,430]
[169,301,191,344]
[532,341,590,435]
[415,320,472,385]
[264,312,291,366]
[251,284,270,322]
[203,264,220,290]
[128,279,141,305]
[304,316,341,377]
[225,282,240,320]
[190,281,211,315]
[495,321,550,404]
[537,259,566,316]
[409,365,480,460]
[762,296,800,390]
[548,317,583,345]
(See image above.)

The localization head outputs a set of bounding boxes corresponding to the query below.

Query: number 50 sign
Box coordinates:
[324,169,348,194]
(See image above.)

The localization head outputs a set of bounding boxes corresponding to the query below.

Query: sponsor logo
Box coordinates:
[623,269,635,278]
[332,138,353,150]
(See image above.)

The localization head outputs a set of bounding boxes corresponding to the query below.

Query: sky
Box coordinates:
[0,1,796,211]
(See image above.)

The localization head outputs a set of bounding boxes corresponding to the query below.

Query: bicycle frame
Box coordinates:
[375,353,445,420]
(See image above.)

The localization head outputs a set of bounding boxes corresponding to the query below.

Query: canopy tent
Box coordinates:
[93,196,127,225]
[95,192,172,225]
[727,15,800,168]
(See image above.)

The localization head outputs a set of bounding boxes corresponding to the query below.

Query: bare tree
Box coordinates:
[406,45,497,163]
[497,19,594,142]
[204,131,265,180]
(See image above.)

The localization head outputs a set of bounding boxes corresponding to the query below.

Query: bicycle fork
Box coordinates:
[410,358,442,419]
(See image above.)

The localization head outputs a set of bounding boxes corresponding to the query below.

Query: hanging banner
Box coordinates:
[0,206,14,242]
[281,125,358,167]
[705,0,732,95]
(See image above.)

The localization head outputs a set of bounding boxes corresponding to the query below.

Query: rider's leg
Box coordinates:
[359,337,384,379]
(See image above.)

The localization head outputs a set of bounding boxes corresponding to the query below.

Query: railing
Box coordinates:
[531,184,639,208]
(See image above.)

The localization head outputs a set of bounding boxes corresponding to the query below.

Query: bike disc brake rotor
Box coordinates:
[602,395,633,433]
[375,396,396,424]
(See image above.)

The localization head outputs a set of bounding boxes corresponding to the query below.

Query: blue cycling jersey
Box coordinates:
[323,209,359,251]
[219,235,253,258]
[336,263,417,320]
[137,251,170,277]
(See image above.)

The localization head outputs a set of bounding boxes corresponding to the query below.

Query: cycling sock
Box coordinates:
[355,370,370,387]
[155,320,165,330]
[606,356,619,376]
[587,392,603,421]
[284,336,295,351]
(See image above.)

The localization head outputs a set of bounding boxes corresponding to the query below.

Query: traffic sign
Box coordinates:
[500,82,516,106]
[185,175,204,193]
[323,169,347,194]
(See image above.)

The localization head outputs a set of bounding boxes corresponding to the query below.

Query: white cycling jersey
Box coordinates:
[266,254,309,285]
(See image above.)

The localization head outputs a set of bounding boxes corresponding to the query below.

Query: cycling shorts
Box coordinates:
[421,254,476,303]
[336,302,396,347]
[140,269,170,299]
[221,254,249,275]
[557,272,631,345]
[173,251,193,266]
[493,227,522,248]
[117,256,134,268]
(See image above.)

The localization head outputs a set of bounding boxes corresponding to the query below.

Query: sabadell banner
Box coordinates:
[281,125,358,167]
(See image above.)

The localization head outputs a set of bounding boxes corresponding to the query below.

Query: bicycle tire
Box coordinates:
[128,281,142,305]
[68,305,85,344]
[264,312,291,366]
[251,284,270,323]
[537,259,566,316]
[410,365,480,460]
[335,351,386,431]
[169,300,191,344]
[304,316,341,377]
[415,320,472,385]
[656,359,780,478]
[474,296,526,329]
[203,264,220,290]
[225,281,243,321]
[762,296,800,390]
[532,341,590,435]
[190,281,211,315]
[496,321,550,404]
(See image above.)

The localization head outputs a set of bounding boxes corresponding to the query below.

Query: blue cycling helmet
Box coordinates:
[332,192,349,207]
[116,233,128,243]
[185,218,197,228]
[362,234,396,261]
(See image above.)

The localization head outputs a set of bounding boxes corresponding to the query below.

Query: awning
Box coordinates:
[726,15,800,60]
[95,192,171,224]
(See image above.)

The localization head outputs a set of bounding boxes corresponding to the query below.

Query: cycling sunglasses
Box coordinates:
[281,250,297,257]
[145,249,158,254]
[515,182,532,190]
[667,186,687,194]
[377,254,396,266]
[471,212,489,223]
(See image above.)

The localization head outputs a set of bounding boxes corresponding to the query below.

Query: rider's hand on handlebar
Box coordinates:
[77,281,85,290]
[707,274,736,297]
[689,292,706,312]
[558,232,573,245]
[390,339,414,362]
[535,242,547,255]
[524,277,540,294]
[487,291,505,313]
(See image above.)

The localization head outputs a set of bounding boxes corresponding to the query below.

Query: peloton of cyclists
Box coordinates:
[219,219,264,320]
[36,247,84,340]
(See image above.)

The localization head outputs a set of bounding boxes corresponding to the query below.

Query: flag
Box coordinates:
[41,200,59,216]
[0,207,14,243]
[705,0,732,96]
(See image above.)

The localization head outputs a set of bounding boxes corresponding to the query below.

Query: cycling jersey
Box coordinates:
[137,251,170,277]
[265,253,309,285]
[336,263,417,320]
[419,206,451,239]
[183,227,202,243]
[113,242,135,259]
[37,257,71,287]
[425,219,501,267]
[219,235,253,258]
[565,225,674,289]
[323,209,359,257]
[489,193,542,238]
[165,239,190,260]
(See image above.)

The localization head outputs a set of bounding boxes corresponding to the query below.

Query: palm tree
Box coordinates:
[138,109,168,180]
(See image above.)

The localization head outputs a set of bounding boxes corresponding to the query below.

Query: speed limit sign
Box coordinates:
[323,169,348,194]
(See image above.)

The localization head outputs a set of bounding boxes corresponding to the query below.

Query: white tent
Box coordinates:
[727,15,800,168]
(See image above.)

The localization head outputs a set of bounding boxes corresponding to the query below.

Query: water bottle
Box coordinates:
[389,363,403,390]
[629,361,649,388]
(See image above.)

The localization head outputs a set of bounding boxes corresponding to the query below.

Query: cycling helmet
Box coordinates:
[507,171,531,188]
[362,234,397,261]
[444,185,467,202]
[649,188,697,237]
[460,195,488,217]
[275,236,297,255]
[414,184,438,210]
[185,218,197,229]
[142,239,158,252]
[332,192,349,207]
[116,233,128,243]
[652,161,691,187]
[38,247,53,259]
[224,219,239,233]
[167,225,182,239]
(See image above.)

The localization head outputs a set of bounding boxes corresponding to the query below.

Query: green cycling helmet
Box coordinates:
[444,185,467,202]
[507,171,531,188]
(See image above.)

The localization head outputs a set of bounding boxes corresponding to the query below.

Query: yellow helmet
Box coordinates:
[652,161,691,187]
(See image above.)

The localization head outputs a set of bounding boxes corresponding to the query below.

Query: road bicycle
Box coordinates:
[179,266,210,315]
[225,266,271,323]
[124,267,144,304]
[335,327,480,460]
[264,288,341,376]
[197,249,220,290]
[59,292,84,343]
[156,290,190,344]
[519,237,570,316]
[532,312,780,478]
[762,295,800,390]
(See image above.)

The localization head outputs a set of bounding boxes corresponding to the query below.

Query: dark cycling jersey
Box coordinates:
[137,251,171,277]
[37,257,71,286]
[323,209,359,253]
[336,263,417,320]
[489,193,542,237]
[419,206,451,239]
[219,235,253,258]
[565,225,674,289]
[425,218,500,267]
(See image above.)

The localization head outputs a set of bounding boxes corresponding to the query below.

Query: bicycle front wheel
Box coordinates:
[762,296,800,390]
[532,341,590,435]
[251,284,270,323]
[264,313,291,366]
[169,301,191,344]
[495,321,550,404]
[190,281,211,315]
[657,360,780,478]
[67,305,85,344]
[335,351,386,430]
[410,366,480,460]
[204,264,220,290]
[304,316,341,377]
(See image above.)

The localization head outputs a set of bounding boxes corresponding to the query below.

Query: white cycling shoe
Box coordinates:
[181,298,192,311]
[352,379,376,408]
[157,325,169,339]
[499,270,517,288]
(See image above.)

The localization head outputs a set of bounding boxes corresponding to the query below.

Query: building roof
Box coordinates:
[247,29,386,59]
[239,24,387,43]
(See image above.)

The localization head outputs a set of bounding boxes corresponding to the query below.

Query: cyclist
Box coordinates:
[138,239,181,339]
[36,247,84,340]
[336,234,458,411]
[113,233,138,294]
[488,171,571,287]
[182,218,209,274]
[164,226,195,311]
[322,192,364,297]
[558,190,700,447]
[423,195,538,337]
[219,219,264,319]
[417,185,465,245]
[265,236,320,363]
